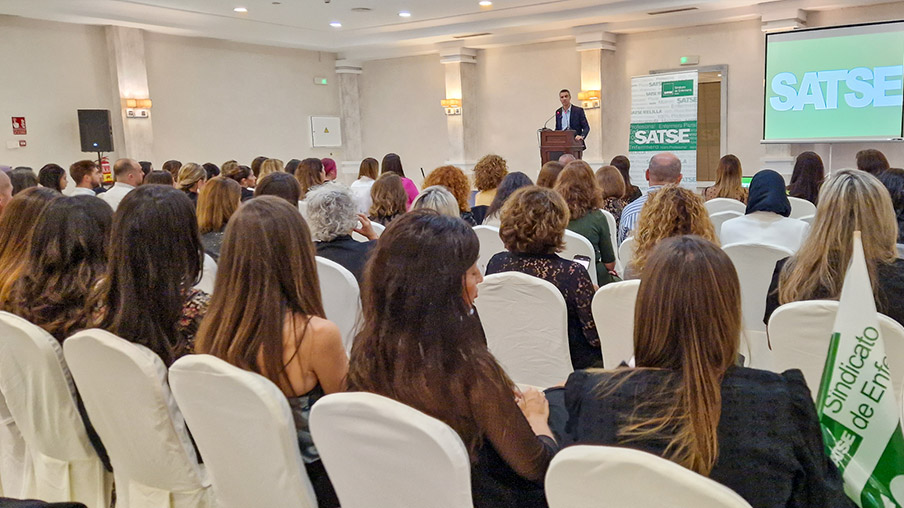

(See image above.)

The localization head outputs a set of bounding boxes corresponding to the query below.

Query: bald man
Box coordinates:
[99,158,142,211]
[0,170,12,213]
[618,152,682,244]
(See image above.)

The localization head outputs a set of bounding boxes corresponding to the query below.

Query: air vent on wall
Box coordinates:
[453,32,491,39]
[647,6,698,15]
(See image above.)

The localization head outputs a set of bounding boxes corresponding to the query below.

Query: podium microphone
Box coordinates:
[540,113,556,131]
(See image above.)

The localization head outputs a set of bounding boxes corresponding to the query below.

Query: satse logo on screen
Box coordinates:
[770,65,903,111]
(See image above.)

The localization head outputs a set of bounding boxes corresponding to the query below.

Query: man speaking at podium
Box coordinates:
[554,89,590,148]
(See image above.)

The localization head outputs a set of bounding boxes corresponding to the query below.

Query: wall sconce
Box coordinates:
[124,98,153,119]
[441,98,462,116]
[578,90,600,109]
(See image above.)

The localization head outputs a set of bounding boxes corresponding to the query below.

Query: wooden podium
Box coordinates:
[539,129,583,164]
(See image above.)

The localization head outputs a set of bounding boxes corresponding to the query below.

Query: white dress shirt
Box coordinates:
[98,182,136,211]
[349,177,375,214]
[69,187,96,197]
[720,211,810,253]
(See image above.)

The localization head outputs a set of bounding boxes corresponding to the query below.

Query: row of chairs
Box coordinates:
[703,196,815,219]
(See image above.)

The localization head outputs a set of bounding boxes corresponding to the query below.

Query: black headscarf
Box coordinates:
[746,169,791,217]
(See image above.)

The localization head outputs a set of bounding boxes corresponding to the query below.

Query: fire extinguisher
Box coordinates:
[100,156,113,185]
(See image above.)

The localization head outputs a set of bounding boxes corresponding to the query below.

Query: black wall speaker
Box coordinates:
[77,109,114,153]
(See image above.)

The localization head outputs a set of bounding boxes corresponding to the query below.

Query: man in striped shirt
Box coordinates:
[618,153,682,245]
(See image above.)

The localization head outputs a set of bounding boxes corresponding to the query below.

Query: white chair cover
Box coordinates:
[599,209,622,274]
[768,300,904,400]
[315,257,361,353]
[799,214,815,225]
[710,210,743,241]
[474,272,572,387]
[310,392,472,508]
[591,280,641,368]
[704,198,746,215]
[352,221,384,242]
[169,354,318,508]
[194,253,217,295]
[562,229,598,284]
[618,237,636,273]
[473,225,506,275]
[63,330,213,508]
[722,242,794,332]
[787,196,817,219]
[545,445,752,508]
[0,312,111,508]
[0,391,30,498]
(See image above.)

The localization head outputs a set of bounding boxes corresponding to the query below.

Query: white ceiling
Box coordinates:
[0,0,895,60]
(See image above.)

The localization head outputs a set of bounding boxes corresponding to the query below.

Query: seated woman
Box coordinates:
[555,161,616,285]
[483,172,533,228]
[486,186,601,369]
[0,187,59,307]
[765,169,904,326]
[423,165,478,226]
[787,151,824,205]
[348,210,557,508]
[307,185,379,284]
[349,157,379,214]
[197,176,241,261]
[92,185,209,366]
[702,154,748,203]
[720,169,809,252]
[411,185,460,218]
[595,165,626,227]
[177,163,207,207]
[610,155,641,204]
[380,153,418,207]
[878,167,904,257]
[11,196,112,343]
[197,196,346,508]
[255,171,302,207]
[626,185,718,280]
[224,163,257,201]
[536,161,563,189]
[566,235,853,508]
[38,163,68,193]
[368,173,408,226]
[473,154,508,207]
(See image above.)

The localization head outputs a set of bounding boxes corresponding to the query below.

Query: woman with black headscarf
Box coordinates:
[720,169,810,252]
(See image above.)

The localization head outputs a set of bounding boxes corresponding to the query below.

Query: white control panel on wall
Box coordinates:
[311,116,341,147]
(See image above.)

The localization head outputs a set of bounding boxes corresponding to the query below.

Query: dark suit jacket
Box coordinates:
[555,105,590,146]
[314,235,376,284]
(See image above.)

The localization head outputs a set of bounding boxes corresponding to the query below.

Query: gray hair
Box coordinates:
[305,184,359,242]
[412,185,459,218]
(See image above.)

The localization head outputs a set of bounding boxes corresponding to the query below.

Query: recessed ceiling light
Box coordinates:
[233,6,248,12]
[398,11,412,17]
[479,1,492,6]
[351,7,372,12]
[330,21,342,28]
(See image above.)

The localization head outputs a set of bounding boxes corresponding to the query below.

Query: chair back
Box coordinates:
[63,330,212,508]
[473,225,506,275]
[310,392,472,508]
[704,197,746,215]
[0,392,30,498]
[561,229,598,284]
[709,210,743,241]
[0,312,110,507]
[722,242,794,332]
[591,280,641,368]
[194,253,217,295]
[474,272,573,387]
[352,221,384,242]
[787,196,817,219]
[315,256,361,352]
[768,300,904,400]
[599,209,622,274]
[799,214,814,225]
[545,446,752,508]
[169,355,317,508]
[618,237,636,274]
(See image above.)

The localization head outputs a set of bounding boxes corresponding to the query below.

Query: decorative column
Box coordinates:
[575,32,616,165]
[439,43,478,174]
[336,59,364,183]
[105,26,153,161]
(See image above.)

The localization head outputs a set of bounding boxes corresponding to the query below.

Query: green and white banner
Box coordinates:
[628,71,698,189]
[817,232,904,507]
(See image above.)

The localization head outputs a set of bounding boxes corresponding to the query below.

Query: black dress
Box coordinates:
[565,366,854,508]
[314,236,376,284]
[485,252,602,369]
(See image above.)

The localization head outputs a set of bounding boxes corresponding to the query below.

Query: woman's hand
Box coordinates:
[353,213,379,241]
[516,388,554,439]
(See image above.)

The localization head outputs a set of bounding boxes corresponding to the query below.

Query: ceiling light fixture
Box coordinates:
[233,6,248,13]
[398,11,412,17]
[479,1,492,6]
[330,21,342,28]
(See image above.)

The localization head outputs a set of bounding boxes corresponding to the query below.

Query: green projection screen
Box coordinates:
[764,21,904,143]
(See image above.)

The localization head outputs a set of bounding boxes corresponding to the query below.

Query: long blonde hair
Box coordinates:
[197,177,241,235]
[177,163,206,192]
[778,169,897,305]
[632,185,718,275]
[709,155,747,202]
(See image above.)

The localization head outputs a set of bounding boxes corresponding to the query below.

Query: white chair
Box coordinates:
[709,210,743,241]
[315,256,361,353]
[562,229,598,284]
[618,236,636,274]
[787,196,817,219]
[599,209,622,274]
[591,280,641,368]
[194,253,217,295]
[474,272,573,387]
[352,221,384,242]
[722,242,794,332]
[169,354,318,508]
[63,330,213,508]
[473,225,506,275]
[799,214,815,225]
[768,301,904,400]
[0,392,30,498]
[545,446,752,508]
[310,392,472,508]
[0,312,111,508]
[704,197,746,215]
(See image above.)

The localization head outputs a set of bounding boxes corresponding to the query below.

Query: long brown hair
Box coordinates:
[196,197,325,393]
[709,154,746,201]
[295,159,325,198]
[599,235,740,475]
[0,187,59,306]
[554,160,602,220]
[369,173,407,218]
[358,157,379,180]
[197,176,241,234]
[348,211,514,457]
[595,165,626,200]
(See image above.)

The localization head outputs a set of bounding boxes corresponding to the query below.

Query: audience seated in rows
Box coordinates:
[296,157,326,201]
[348,210,558,508]
[139,160,154,178]
[144,169,174,186]
[284,158,302,176]
[197,176,241,261]
[162,159,182,180]
[224,163,256,201]
[472,154,508,218]
[69,160,102,197]
[381,153,418,206]
[878,168,904,257]
[349,157,378,214]
[720,169,809,252]
[765,169,904,326]
[565,235,852,508]
[486,186,601,369]
[368,172,407,226]
[619,152,682,244]
[307,185,378,284]
[197,196,347,508]
[611,155,642,204]
[411,185,460,218]
[856,148,890,176]
[9,167,38,195]
[99,158,142,211]
[38,163,67,193]
[702,154,747,203]
[322,158,338,182]
[202,162,220,180]
[483,171,533,227]
[259,158,285,180]
[0,187,58,306]
[0,168,12,210]
[595,165,626,227]
[555,161,616,285]
[536,160,563,188]
[176,163,207,208]
[626,184,717,280]
[787,151,824,205]
[423,165,477,226]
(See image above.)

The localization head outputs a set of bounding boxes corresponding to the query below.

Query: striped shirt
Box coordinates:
[618,185,663,245]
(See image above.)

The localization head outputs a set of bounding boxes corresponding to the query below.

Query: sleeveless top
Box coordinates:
[288,384,325,464]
